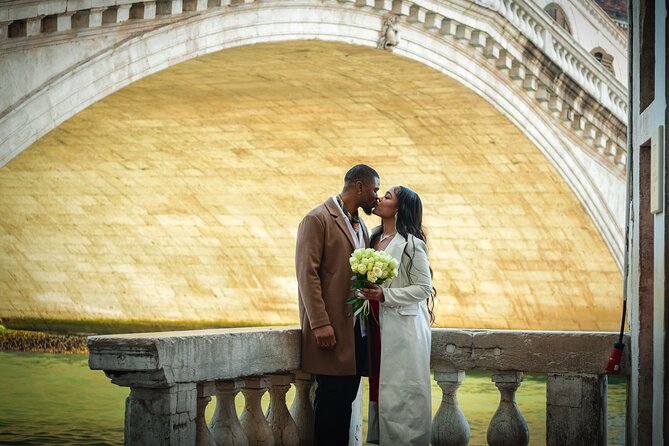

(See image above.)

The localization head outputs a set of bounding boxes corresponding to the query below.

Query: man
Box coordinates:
[296,164,380,445]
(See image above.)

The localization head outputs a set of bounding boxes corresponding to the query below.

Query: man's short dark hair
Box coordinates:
[344,164,379,188]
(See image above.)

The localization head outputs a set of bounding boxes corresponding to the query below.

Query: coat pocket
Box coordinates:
[397,307,418,316]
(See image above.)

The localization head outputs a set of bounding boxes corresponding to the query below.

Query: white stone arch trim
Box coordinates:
[0,1,625,268]
[397,22,624,269]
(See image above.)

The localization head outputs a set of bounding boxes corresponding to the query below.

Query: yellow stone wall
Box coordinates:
[0,41,622,332]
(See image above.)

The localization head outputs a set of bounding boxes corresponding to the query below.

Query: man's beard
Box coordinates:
[361,204,374,216]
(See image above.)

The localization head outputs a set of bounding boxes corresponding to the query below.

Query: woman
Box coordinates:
[359,185,435,445]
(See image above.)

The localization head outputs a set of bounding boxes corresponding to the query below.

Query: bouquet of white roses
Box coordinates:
[346,248,399,320]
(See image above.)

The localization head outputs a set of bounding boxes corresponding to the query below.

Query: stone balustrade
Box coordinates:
[88,327,630,445]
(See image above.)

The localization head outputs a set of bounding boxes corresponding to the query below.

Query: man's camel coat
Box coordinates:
[296,198,369,376]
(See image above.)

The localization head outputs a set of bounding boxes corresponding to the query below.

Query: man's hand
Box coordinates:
[313,324,336,349]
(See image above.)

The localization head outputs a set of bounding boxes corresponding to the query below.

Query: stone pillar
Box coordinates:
[496,50,513,70]
[118,4,132,22]
[594,131,608,150]
[130,2,157,20]
[523,75,538,91]
[25,17,42,36]
[240,377,274,446]
[469,30,486,48]
[288,372,315,446]
[548,95,563,114]
[0,22,9,39]
[182,0,207,11]
[72,10,104,29]
[487,372,529,446]
[374,0,393,11]
[431,369,470,446]
[56,12,75,31]
[89,8,105,27]
[355,0,375,8]
[571,114,587,133]
[546,373,607,446]
[196,388,217,446]
[124,383,197,446]
[266,374,299,446]
[209,381,248,445]
[156,0,184,15]
[510,61,526,80]
[391,0,411,16]
[454,24,471,41]
[41,15,57,33]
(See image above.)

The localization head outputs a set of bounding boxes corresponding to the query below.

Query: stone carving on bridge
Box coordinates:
[378,13,400,50]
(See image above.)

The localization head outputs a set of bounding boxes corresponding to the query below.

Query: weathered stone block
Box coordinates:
[408,4,425,23]
[373,0,392,11]
[431,330,630,375]
[546,374,607,446]
[25,17,41,36]
[130,1,156,19]
[156,0,183,15]
[56,12,74,30]
[183,0,207,11]
[391,0,410,16]
[125,383,197,446]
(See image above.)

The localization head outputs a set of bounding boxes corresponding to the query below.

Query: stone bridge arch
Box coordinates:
[0,0,628,266]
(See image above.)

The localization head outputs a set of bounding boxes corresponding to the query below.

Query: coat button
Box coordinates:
[346,311,352,317]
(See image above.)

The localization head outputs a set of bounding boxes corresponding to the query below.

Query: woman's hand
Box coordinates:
[358,284,385,302]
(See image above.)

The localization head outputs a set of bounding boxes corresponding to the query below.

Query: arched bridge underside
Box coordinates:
[0,40,622,332]
[0,0,628,331]
[0,0,629,267]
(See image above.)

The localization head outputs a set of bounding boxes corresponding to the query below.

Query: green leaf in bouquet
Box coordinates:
[346,297,358,304]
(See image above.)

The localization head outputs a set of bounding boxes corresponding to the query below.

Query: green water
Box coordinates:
[0,352,626,445]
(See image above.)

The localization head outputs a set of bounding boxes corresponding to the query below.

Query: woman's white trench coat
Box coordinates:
[373,232,433,445]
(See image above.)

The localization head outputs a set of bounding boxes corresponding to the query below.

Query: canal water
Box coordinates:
[0,351,626,445]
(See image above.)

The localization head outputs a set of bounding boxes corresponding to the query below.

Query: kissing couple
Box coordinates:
[296,164,436,445]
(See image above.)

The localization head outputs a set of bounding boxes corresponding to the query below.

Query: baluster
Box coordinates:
[240,377,275,446]
[431,368,470,446]
[266,374,299,446]
[210,380,248,446]
[289,372,315,446]
[196,383,217,446]
[487,372,529,446]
